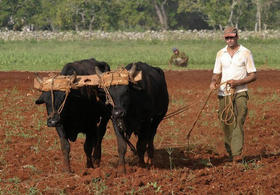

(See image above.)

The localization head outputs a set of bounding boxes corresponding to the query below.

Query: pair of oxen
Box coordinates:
[35,58,169,173]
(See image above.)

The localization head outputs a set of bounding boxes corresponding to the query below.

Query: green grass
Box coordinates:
[0,39,279,71]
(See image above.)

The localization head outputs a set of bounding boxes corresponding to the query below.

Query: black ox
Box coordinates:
[96,62,169,173]
[35,58,111,172]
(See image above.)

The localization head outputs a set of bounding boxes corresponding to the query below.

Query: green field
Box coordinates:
[0,39,279,71]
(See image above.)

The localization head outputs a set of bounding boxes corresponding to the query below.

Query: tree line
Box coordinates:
[0,0,279,32]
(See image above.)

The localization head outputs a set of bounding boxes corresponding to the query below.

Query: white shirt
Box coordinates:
[213,45,256,96]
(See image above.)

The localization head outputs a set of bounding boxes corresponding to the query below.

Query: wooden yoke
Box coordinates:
[34,69,142,92]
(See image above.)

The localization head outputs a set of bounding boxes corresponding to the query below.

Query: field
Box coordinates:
[0,39,280,71]
[0,70,280,194]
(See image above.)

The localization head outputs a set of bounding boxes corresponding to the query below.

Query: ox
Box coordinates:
[35,58,111,172]
[96,62,169,173]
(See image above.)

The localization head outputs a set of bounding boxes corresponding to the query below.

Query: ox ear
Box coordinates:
[35,94,45,105]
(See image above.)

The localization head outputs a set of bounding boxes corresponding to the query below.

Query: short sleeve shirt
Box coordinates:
[213,45,256,96]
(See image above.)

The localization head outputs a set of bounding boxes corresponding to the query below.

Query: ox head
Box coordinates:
[35,74,68,127]
[36,91,66,127]
[95,64,138,130]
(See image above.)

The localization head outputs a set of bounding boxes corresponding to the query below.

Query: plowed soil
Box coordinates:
[0,70,280,194]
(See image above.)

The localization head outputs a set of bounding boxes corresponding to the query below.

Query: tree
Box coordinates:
[261,0,280,30]
[254,0,262,31]
[228,0,238,26]
[116,0,157,31]
[152,0,168,30]
[177,0,231,30]
[203,0,232,30]
[0,0,41,30]
[1,0,280,31]
[176,0,211,30]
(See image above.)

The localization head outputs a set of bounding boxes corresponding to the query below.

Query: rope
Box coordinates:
[219,84,236,126]
[185,81,236,145]
[50,76,56,117]
[97,72,115,107]
[163,101,199,120]
[186,89,214,140]
[163,81,227,121]
[57,87,70,114]
[48,75,72,119]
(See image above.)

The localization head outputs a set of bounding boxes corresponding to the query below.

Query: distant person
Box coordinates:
[209,26,257,163]
[168,48,189,67]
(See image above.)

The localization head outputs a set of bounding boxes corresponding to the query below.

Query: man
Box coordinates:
[209,26,257,163]
[168,48,189,67]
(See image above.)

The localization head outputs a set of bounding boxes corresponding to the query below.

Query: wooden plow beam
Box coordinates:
[34,69,142,92]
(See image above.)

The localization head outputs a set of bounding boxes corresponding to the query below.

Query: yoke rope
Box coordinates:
[97,72,115,107]
[48,75,71,119]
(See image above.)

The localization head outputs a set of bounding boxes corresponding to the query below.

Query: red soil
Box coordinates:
[0,70,280,194]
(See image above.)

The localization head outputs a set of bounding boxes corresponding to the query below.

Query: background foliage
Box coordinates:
[0,0,279,31]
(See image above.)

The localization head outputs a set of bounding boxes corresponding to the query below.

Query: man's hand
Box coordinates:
[227,72,257,88]
[209,73,221,90]
[210,82,218,90]
[227,79,239,88]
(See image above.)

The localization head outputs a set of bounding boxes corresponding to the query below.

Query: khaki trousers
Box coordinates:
[218,91,248,157]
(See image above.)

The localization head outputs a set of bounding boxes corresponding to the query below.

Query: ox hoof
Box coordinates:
[86,162,94,169]
[147,158,153,166]
[62,164,74,173]
[138,161,146,168]
[117,165,126,175]
[63,167,74,173]
[94,159,101,167]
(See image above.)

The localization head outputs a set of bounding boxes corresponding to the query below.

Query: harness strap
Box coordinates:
[49,75,71,118]
[49,76,57,119]
[122,132,137,155]
[97,73,115,107]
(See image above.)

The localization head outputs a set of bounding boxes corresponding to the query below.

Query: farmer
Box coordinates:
[209,26,257,163]
[168,48,189,67]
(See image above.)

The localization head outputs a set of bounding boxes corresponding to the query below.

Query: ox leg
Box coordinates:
[84,132,95,168]
[56,126,71,172]
[147,135,155,165]
[136,135,147,166]
[93,117,108,166]
[147,118,162,165]
[113,123,127,174]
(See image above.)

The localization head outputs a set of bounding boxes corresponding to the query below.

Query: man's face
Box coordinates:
[174,50,179,55]
[225,35,238,48]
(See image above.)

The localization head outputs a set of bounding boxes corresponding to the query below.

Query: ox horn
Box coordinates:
[128,63,137,80]
[34,72,43,83]
[95,66,103,77]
